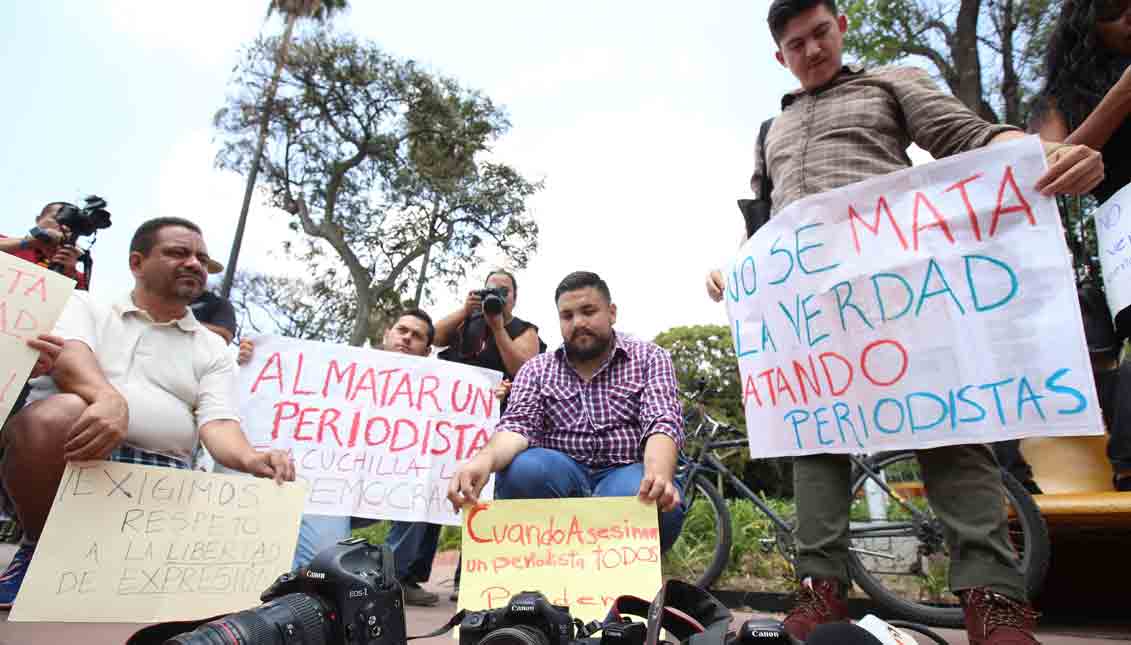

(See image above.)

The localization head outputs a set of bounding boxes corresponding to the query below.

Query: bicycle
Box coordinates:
[663,393,1051,628]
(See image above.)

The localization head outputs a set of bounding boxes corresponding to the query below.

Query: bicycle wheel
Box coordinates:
[663,473,732,589]
[846,452,1050,628]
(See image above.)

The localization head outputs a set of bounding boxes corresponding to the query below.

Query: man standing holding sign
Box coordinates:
[0,217,295,609]
[704,1,1104,643]
[448,271,685,551]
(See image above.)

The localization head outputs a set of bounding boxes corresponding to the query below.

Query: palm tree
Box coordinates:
[220,0,348,298]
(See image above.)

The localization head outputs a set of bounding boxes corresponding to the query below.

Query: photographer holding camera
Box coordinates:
[404,269,547,601]
[1,202,93,289]
[435,269,547,385]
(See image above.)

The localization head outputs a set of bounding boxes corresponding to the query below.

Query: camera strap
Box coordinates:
[407,609,468,641]
[574,580,732,645]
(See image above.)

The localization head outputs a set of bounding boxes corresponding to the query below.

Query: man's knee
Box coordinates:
[4,394,85,455]
[496,449,580,499]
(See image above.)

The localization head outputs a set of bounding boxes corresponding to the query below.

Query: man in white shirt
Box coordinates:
[0,216,295,608]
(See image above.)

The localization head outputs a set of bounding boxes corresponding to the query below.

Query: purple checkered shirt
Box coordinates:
[496,333,684,467]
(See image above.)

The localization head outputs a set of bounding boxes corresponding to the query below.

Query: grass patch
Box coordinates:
[350,521,462,551]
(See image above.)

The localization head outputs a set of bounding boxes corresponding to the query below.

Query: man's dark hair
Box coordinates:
[395,307,435,345]
[487,269,517,295]
[38,201,74,221]
[129,217,203,256]
[554,271,612,304]
[768,0,838,43]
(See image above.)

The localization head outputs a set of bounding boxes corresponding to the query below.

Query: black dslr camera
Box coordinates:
[473,285,509,315]
[166,537,406,645]
[460,591,576,645]
[53,195,112,244]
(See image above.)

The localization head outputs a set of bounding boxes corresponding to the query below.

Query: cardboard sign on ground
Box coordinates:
[9,461,306,622]
[458,496,663,625]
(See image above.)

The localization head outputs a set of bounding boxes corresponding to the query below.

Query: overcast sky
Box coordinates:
[0,1,928,347]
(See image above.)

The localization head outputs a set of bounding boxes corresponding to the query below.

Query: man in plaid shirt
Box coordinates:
[447,271,686,550]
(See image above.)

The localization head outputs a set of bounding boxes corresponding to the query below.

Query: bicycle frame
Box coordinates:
[679,405,939,560]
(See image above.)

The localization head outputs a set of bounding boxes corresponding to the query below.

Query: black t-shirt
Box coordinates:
[438,314,546,380]
[190,291,237,337]
[1093,117,1131,205]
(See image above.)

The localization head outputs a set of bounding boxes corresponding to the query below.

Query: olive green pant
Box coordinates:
[793,443,1027,601]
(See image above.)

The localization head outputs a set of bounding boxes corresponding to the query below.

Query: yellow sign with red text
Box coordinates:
[458,497,663,624]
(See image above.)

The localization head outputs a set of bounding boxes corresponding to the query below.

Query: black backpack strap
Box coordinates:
[739,117,776,239]
[757,117,774,202]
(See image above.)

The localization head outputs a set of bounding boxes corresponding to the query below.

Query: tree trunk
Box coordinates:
[220,14,298,298]
[999,0,1022,127]
[952,0,993,122]
[412,206,441,305]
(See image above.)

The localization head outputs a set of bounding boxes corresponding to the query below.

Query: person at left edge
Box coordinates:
[0,217,295,609]
[0,202,90,290]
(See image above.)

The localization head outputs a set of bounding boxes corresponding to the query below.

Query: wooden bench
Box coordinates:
[1018,435,1131,617]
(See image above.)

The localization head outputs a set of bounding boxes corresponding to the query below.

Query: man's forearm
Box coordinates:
[52,340,120,403]
[473,430,529,472]
[199,420,257,471]
[492,328,536,377]
[642,433,678,478]
[433,307,468,348]
[988,130,1025,146]
[0,237,30,254]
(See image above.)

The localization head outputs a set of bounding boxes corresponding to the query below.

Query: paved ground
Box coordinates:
[1,546,1127,644]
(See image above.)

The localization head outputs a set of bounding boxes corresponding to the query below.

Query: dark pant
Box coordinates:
[793,445,1026,601]
[495,448,685,552]
[1106,362,1131,473]
[386,521,442,584]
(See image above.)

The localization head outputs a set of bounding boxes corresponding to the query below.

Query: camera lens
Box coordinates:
[164,593,333,645]
[482,294,504,315]
[480,625,550,645]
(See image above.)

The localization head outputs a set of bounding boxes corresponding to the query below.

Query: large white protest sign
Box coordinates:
[0,253,75,425]
[1095,182,1131,319]
[239,335,501,524]
[725,136,1102,458]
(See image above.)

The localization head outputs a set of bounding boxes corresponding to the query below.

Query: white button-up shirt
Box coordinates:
[29,291,240,461]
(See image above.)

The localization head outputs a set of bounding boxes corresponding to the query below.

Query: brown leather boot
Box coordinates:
[782,578,849,641]
[962,588,1041,645]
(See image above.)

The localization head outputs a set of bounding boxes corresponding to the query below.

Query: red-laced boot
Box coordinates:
[962,588,1041,645]
[782,578,849,641]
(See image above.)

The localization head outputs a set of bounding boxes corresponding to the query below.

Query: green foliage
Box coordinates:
[267,0,348,22]
[350,522,462,551]
[841,0,1098,279]
[216,31,542,345]
[655,325,743,428]
[664,496,797,590]
[655,325,793,497]
[842,0,1055,127]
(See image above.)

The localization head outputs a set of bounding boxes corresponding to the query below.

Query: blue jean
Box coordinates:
[495,448,685,552]
[386,521,442,583]
[292,514,351,570]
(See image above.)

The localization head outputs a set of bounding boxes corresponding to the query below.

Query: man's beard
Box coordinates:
[564,329,612,362]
